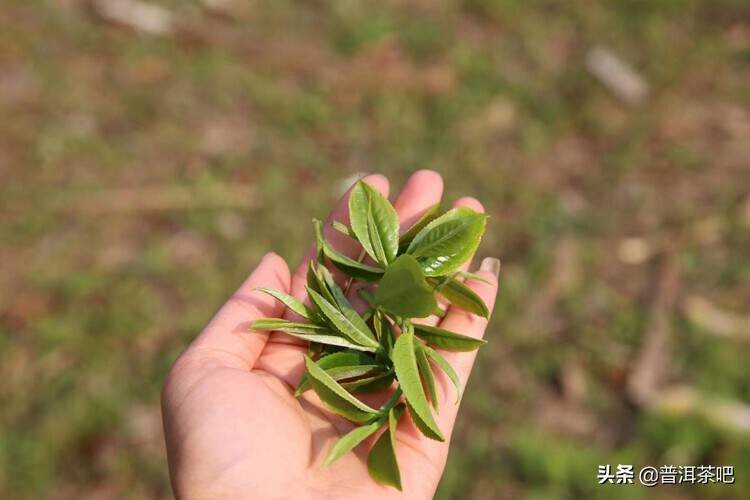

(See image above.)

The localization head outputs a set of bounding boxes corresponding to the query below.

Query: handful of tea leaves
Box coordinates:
[251,181,490,489]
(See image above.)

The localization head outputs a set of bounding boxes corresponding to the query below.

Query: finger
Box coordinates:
[186,252,292,369]
[252,340,308,389]
[433,256,500,429]
[393,169,444,233]
[414,196,484,328]
[347,169,444,313]
[393,256,499,474]
[284,173,389,316]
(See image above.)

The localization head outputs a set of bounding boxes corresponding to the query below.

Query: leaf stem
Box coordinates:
[379,387,403,414]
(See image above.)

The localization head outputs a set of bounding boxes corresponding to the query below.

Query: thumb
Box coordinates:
[187,252,291,369]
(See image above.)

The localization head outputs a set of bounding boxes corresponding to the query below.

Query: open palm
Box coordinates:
[161,171,499,499]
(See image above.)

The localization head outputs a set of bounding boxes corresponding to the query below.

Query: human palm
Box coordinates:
[162,171,499,499]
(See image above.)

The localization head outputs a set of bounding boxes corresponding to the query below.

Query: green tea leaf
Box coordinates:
[367,207,389,265]
[332,220,357,239]
[454,271,493,285]
[378,387,403,414]
[404,400,443,441]
[250,318,329,334]
[312,218,326,264]
[285,334,374,351]
[367,404,404,490]
[320,265,380,341]
[325,250,385,282]
[324,418,385,467]
[357,288,376,308]
[308,341,323,357]
[374,255,437,318]
[295,351,382,395]
[398,203,440,252]
[342,371,395,393]
[304,356,378,423]
[416,344,438,409]
[255,287,318,321]
[424,346,463,402]
[307,287,380,350]
[251,319,376,352]
[314,219,385,281]
[314,264,339,299]
[307,261,336,305]
[349,181,399,266]
[428,277,490,318]
[406,207,487,276]
[391,331,444,441]
[361,308,374,323]
[379,315,396,357]
[412,323,487,351]
[316,273,377,346]
[324,271,373,335]
[372,309,383,340]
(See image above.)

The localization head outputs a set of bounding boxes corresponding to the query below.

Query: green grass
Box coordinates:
[1,0,749,497]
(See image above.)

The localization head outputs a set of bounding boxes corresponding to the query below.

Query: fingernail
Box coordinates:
[479,257,501,278]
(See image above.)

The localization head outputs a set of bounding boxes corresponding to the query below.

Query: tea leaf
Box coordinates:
[373,309,383,340]
[367,404,404,490]
[423,346,463,402]
[342,371,395,393]
[325,271,372,333]
[250,318,328,334]
[295,351,383,395]
[391,331,444,441]
[349,181,399,266]
[374,255,437,318]
[285,334,374,352]
[326,249,385,281]
[428,277,489,318]
[357,288,376,308]
[318,273,377,344]
[406,207,487,276]
[454,271,493,285]
[314,265,343,303]
[379,315,396,357]
[314,219,385,281]
[251,319,376,352]
[361,308,374,323]
[304,356,378,423]
[398,203,440,252]
[255,287,318,320]
[307,261,336,305]
[416,344,438,409]
[413,323,487,352]
[379,387,402,413]
[324,418,385,467]
[332,220,357,239]
[405,400,444,441]
[307,287,380,350]
[312,218,326,264]
[367,207,389,265]
[308,341,323,357]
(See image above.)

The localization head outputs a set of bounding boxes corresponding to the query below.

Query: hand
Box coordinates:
[161,170,500,499]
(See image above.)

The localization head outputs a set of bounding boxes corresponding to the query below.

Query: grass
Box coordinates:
[1,0,749,498]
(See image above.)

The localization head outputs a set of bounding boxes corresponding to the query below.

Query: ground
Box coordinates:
[1,0,749,498]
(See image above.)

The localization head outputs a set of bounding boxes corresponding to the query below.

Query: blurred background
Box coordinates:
[1,0,749,498]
